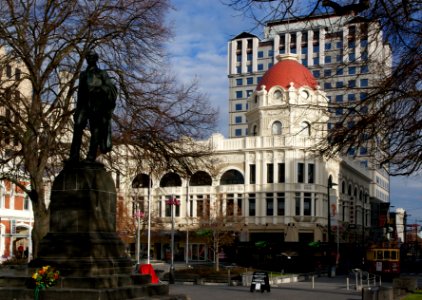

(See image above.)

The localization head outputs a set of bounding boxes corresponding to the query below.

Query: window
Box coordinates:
[360,78,369,87]
[360,147,368,155]
[5,65,13,78]
[235,103,242,111]
[235,116,242,124]
[336,68,343,75]
[313,57,319,65]
[312,70,320,78]
[278,163,285,183]
[361,39,368,48]
[336,55,342,62]
[360,92,368,100]
[257,76,262,83]
[336,41,343,49]
[236,78,242,86]
[325,43,332,50]
[258,51,264,58]
[267,163,274,183]
[361,51,368,61]
[236,66,241,73]
[301,121,311,136]
[246,90,253,97]
[325,56,332,63]
[268,63,273,68]
[24,195,30,210]
[361,65,369,73]
[258,64,264,71]
[247,65,252,72]
[277,193,285,215]
[247,77,253,85]
[349,67,356,75]
[272,121,282,135]
[313,45,319,53]
[324,69,332,77]
[235,129,242,136]
[324,82,332,89]
[249,164,256,184]
[308,164,315,183]
[247,53,252,61]
[335,95,343,102]
[295,192,301,215]
[302,46,308,54]
[237,196,243,216]
[15,68,21,80]
[236,91,243,98]
[349,53,356,61]
[268,49,274,57]
[348,94,356,101]
[335,108,343,115]
[348,41,355,48]
[248,194,256,216]
[348,148,356,156]
[348,80,356,88]
[266,193,274,216]
[236,54,241,62]
[297,163,304,183]
[304,193,312,216]
[336,81,344,88]
[302,59,308,66]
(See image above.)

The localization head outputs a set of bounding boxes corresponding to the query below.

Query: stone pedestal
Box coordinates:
[0,162,170,299]
[31,162,132,278]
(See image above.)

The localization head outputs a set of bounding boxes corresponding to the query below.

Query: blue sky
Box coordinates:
[166,0,422,223]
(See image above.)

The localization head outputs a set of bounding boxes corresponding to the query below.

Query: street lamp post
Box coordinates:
[327,176,337,278]
[166,196,180,284]
[134,208,144,265]
[185,176,190,266]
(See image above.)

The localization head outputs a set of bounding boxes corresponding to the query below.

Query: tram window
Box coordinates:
[377,251,383,260]
[391,251,397,260]
[384,251,390,259]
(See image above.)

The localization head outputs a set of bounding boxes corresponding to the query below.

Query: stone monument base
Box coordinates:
[0,162,179,299]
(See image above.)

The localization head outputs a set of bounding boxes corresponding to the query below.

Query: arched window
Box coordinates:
[160,172,182,187]
[301,121,311,136]
[132,173,152,188]
[220,169,244,185]
[272,121,282,135]
[341,181,346,194]
[190,171,212,186]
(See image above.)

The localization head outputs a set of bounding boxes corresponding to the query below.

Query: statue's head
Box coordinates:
[85,49,99,65]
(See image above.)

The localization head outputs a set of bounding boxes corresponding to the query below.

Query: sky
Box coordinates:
[165,0,422,224]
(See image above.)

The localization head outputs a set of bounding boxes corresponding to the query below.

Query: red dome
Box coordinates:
[256,55,318,91]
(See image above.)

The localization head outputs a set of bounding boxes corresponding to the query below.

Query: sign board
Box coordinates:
[250,272,270,293]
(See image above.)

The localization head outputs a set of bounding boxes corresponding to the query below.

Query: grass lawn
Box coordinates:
[402,290,422,300]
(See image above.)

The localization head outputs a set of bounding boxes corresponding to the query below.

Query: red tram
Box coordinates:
[366,247,400,276]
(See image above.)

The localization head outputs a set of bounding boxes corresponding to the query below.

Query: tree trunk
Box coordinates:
[30,190,49,259]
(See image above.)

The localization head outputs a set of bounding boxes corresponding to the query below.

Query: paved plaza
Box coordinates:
[169,276,366,300]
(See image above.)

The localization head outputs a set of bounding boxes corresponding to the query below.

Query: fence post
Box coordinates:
[347,277,349,290]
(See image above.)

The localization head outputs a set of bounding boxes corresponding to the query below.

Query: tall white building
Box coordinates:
[227,14,391,242]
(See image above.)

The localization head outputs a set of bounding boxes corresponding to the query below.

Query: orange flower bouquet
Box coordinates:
[32,265,60,300]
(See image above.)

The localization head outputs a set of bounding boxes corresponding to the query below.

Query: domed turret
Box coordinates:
[256,54,318,91]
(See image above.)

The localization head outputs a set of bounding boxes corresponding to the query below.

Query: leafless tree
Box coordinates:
[224,0,421,176]
[0,0,217,257]
[196,199,244,271]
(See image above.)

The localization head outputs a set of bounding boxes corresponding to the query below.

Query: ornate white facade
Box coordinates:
[119,55,372,263]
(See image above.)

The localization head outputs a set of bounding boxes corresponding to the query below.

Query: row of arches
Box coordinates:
[131,169,245,188]
[340,180,368,202]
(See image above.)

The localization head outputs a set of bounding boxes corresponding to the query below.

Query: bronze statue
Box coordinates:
[69,49,117,162]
